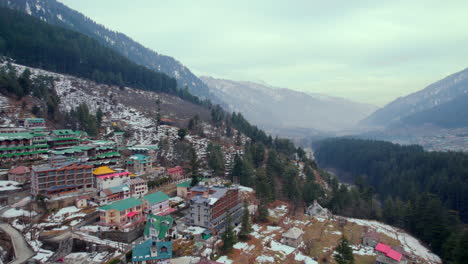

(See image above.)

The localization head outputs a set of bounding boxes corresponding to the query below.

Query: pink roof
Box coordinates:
[375,243,391,253]
[168,166,182,174]
[127,211,137,217]
[157,208,176,216]
[375,243,403,262]
[9,166,30,174]
[97,171,131,179]
[386,249,402,261]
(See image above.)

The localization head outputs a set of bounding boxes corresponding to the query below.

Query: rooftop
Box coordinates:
[99,197,142,212]
[93,166,116,176]
[143,191,170,205]
[132,240,172,261]
[176,180,191,188]
[144,214,174,239]
[8,166,30,174]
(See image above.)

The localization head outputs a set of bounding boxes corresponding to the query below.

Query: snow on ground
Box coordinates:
[237,185,254,193]
[269,240,296,255]
[0,181,21,191]
[32,249,54,262]
[216,255,233,264]
[78,225,110,232]
[183,226,206,235]
[350,245,376,256]
[256,255,275,263]
[344,217,441,263]
[2,208,37,218]
[295,252,318,264]
[11,196,31,208]
[12,219,26,231]
[268,204,288,218]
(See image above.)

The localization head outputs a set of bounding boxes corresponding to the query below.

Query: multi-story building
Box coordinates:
[8,166,31,183]
[188,186,243,232]
[87,144,120,167]
[98,197,145,229]
[22,118,46,129]
[99,185,131,204]
[31,161,94,197]
[144,214,176,241]
[143,191,171,215]
[0,132,48,163]
[93,166,131,190]
[167,166,184,181]
[128,178,148,197]
[126,154,152,175]
[49,130,80,149]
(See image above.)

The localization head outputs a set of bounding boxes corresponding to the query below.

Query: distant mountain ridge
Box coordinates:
[0,0,212,98]
[201,76,377,133]
[362,67,468,127]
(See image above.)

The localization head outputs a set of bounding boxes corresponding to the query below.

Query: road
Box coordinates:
[0,223,34,264]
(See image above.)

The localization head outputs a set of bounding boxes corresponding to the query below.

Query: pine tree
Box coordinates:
[189,147,200,187]
[238,202,252,241]
[177,128,187,140]
[221,218,237,254]
[257,199,269,223]
[334,237,355,264]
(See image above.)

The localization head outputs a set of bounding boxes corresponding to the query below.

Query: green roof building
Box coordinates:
[131,240,172,263]
[144,214,175,241]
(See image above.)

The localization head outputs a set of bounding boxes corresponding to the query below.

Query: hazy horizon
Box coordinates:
[59,0,468,106]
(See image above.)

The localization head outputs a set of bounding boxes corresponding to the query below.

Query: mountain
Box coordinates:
[0,0,211,98]
[362,67,468,127]
[397,92,468,128]
[201,76,377,133]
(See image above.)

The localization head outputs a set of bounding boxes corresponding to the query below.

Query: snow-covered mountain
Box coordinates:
[201,76,377,133]
[362,67,468,127]
[0,0,212,99]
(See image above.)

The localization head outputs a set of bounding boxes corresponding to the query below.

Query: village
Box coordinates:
[0,115,444,264]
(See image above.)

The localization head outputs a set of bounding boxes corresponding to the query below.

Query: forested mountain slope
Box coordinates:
[361,67,468,127]
[313,138,467,262]
[0,0,212,98]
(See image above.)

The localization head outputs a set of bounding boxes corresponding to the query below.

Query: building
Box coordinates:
[306,200,331,219]
[75,195,90,208]
[8,166,31,183]
[281,227,304,248]
[23,118,46,129]
[144,214,176,241]
[93,166,131,190]
[131,240,172,264]
[98,197,145,229]
[167,166,183,180]
[31,161,94,197]
[126,154,152,175]
[143,191,171,215]
[99,184,131,204]
[188,186,243,232]
[49,130,80,149]
[375,243,408,264]
[176,180,191,199]
[0,132,48,163]
[87,145,120,167]
[128,178,148,197]
[362,231,379,247]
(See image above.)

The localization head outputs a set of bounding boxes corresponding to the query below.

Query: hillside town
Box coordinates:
[0,116,442,264]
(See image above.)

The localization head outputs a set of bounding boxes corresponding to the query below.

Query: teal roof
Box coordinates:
[107,185,129,194]
[130,154,149,161]
[132,240,172,261]
[52,129,75,136]
[176,180,191,188]
[144,214,174,239]
[143,191,170,205]
[25,118,45,122]
[99,197,142,212]
[0,132,34,140]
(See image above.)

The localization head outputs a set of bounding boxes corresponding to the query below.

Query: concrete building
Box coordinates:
[98,197,145,229]
[362,231,379,247]
[31,161,94,198]
[143,191,171,215]
[176,180,191,199]
[0,132,48,163]
[188,186,243,233]
[128,178,148,197]
[281,227,304,248]
[127,154,152,175]
[8,166,30,183]
[93,166,131,190]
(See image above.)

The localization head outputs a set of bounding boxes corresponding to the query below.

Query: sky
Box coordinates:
[59,0,468,106]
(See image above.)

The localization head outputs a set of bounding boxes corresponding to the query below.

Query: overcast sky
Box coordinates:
[59,0,468,106]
